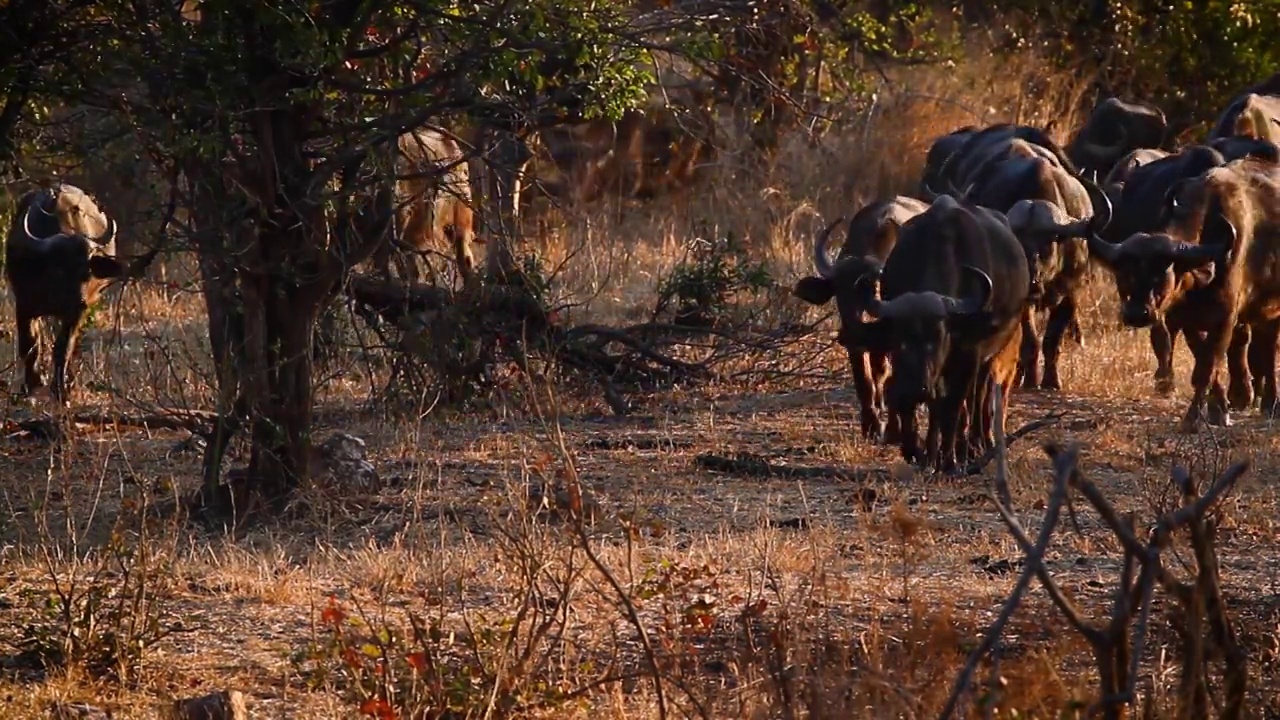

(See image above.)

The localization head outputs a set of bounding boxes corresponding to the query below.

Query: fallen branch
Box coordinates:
[694,451,885,482]
[4,407,222,443]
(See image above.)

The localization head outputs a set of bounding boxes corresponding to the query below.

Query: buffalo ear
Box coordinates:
[88,255,125,279]
[1179,261,1218,287]
[838,319,891,353]
[793,276,835,305]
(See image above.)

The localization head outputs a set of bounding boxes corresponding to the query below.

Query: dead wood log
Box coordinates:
[4,407,223,444]
[695,451,886,482]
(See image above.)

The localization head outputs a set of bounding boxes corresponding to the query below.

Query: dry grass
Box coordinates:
[2,47,1280,719]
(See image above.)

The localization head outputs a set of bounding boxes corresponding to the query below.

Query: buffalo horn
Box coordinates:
[811,216,845,279]
[22,203,41,240]
[1076,123,1130,164]
[93,216,117,247]
[1079,173,1114,236]
[1171,240,1228,264]
[1086,232,1122,265]
[946,264,994,316]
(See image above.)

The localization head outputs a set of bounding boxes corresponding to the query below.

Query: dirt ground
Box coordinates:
[1,278,1279,719]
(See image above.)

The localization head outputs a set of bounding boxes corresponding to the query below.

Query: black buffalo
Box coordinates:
[921,123,1078,201]
[7,184,122,403]
[839,195,1031,472]
[1067,97,1169,182]
[1087,157,1280,431]
[793,196,930,441]
[1100,143,1271,394]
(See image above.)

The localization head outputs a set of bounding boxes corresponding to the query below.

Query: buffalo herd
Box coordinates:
[795,72,1280,472]
[7,71,1280,472]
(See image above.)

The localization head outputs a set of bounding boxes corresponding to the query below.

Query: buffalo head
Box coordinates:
[19,186,118,250]
[1006,177,1113,301]
[846,264,995,408]
[793,216,886,313]
[1087,225,1233,327]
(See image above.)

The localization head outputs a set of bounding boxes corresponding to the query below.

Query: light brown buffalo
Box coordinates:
[370,127,478,285]
[527,102,717,206]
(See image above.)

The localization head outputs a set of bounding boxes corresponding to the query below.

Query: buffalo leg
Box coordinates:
[15,309,44,396]
[51,311,84,403]
[923,401,942,470]
[871,352,897,444]
[1151,320,1178,396]
[1040,298,1076,391]
[1252,319,1280,416]
[1017,309,1041,389]
[1248,320,1274,407]
[938,354,978,475]
[1067,315,1084,348]
[848,348,881,441]
[966,364,993,459]
[1226,323,1254,410]
[1181,315,1234,432]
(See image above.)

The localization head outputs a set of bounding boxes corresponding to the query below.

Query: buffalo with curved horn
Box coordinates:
[840,194,1030,473]
[6,184,125,403]
[1087,156,1280,432]
[793,195,930,441]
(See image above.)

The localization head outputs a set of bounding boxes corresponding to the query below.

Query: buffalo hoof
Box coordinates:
[1154,375,1176,397]
[1206,403,1232,428]
[1040,374,1062,392]
[1228,382,1254,411]
[882,422,904,446]
[1261,391,1280,416]
[859,421,883,443]
[1177,405,1203,434]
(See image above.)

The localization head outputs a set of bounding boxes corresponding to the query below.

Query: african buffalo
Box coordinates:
[918,126,977,200]
[839,195,1030,472]
[530,103,717,206]
[921,123,1078,200]
[1208,135,1280,164]
[1067,97,1169,181]
[793,196,930,440]
[1102,147,1171,199]
[1000,177,1113,391]
[1088,157,1280,431]
[369,127,478,285]
[6,184,122,402]
[1099,144,1241,393]
[1209,73,1280,142]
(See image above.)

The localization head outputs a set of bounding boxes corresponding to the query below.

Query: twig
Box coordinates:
[963,412,1065,476]
[938,443,1080,720]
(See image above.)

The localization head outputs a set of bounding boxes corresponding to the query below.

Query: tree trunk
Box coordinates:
[187,166,250,497]
[243,240,323,505]
[478,126,534,283]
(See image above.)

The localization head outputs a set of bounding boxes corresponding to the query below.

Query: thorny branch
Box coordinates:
[938,436,1250,720]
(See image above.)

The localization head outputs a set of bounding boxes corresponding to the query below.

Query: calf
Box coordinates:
[793,196,930,440]
[7,184,122,402]
[1087,157,1280,431]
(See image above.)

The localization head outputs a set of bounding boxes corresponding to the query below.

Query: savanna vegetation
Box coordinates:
[1,0,1278,717]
